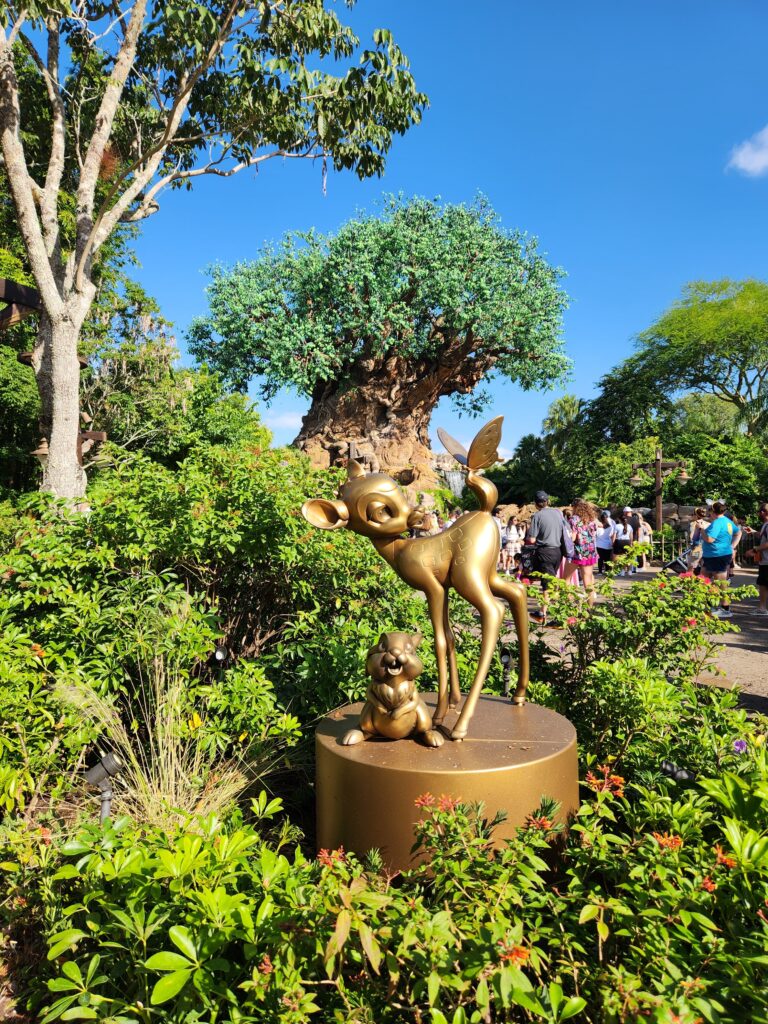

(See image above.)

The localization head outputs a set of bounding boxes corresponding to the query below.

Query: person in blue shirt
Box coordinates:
[701,501,742,618]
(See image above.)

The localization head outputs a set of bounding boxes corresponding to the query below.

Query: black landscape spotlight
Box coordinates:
[500,649,512,698]
[85,750,122,822]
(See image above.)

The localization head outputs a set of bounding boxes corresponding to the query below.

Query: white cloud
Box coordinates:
[265,411,304,430]
[727,123,768,177]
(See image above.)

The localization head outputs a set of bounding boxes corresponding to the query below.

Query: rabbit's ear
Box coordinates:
[378,633,389,649]
[301,498,349,530]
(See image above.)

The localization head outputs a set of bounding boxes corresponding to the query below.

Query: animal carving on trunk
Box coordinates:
[301,416,529,741]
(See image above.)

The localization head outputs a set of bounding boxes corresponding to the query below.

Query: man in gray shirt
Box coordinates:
[525,490,565,624]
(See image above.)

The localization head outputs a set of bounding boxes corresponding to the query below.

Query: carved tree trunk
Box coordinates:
[293,341,488,492]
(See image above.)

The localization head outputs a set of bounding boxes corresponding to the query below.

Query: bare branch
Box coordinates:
[75,0,248,283]
[8,9,28,45]
[122,147,320,222]
[75,0,149,281]
[41,20,66,266]
[0,35,61,313]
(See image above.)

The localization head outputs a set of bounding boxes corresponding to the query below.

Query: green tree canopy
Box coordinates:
[590,280,768,440]
[189,195,568,484]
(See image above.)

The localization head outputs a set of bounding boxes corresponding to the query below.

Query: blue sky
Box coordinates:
[131,0,768,456]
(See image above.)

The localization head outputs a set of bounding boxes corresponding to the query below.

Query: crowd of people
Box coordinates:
[414,494,768,624]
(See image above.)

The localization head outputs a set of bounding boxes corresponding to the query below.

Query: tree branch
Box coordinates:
[0,34,61,314]
[74,0,149,284]
[22,19,67,268]
[122,147,320,223]
[75,0,245,287]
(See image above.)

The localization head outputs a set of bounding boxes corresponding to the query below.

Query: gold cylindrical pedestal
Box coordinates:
[316,695,578,872]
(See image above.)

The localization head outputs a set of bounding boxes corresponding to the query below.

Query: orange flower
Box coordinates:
[38,827,52,846]
[585,764,625,798]
[701,876,717,892]
[524,813,553,831]
[258,954,273,975]
[652,832,683,851]
[498,941,530,967]
[414,793,435,808]
[714,844,737,869]
[30,643,46,658]
[437,794,459,812]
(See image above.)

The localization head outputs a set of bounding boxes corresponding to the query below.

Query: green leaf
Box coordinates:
[47,930,88,960]
[560,996,587,1019]
[150,969,192,1005]
[427,970,441,1006]
[145,951,192,971]
[578,904,599,924]
[168,925,197,962]
[358,921,382,973]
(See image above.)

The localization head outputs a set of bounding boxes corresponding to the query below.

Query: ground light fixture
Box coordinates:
[500,649,512,698]
[85,750,122,822]
[214,644,228,663]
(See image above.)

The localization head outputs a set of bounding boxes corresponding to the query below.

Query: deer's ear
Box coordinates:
[301,498,349,530]
[347,460,366,480]
[410,632,423,649]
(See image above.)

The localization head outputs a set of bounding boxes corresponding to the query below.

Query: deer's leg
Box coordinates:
[425,585,450,726]
[450,589,504,741]
[443,600,461,708]
[490,574,530,705]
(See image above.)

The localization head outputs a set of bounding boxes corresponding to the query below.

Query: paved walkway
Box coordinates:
[524,563,768,712]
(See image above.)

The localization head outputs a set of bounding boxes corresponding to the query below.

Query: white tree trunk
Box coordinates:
[35,304,89,498]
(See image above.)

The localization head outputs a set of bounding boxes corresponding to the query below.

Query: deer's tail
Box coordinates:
[467,470,498,513]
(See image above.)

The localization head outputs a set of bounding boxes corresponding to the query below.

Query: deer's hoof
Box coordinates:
[341,729,365,746]
[511,693,527,706]
[422,729,445,748]
[450,727,467,742]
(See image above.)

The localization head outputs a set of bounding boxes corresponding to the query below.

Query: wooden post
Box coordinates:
[655,448,664,563]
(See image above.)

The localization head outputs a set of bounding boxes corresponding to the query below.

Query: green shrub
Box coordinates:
[3,735,767,1024]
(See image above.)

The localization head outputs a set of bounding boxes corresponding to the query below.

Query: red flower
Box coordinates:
[657,581,667,589]
[698,576,712,585]
[38,827,52,846]
[437,794,458,812]
[679,571,693,579]
[714,843,737,869]
[652,831,682,851]
[686,618,697,627]
[258,954,274,975]
[414,792,435,808]
[566,617,578,626]
[701,876,717,892]
[521,577,531,585]
[317,846,346,868]
[497,941,530,967]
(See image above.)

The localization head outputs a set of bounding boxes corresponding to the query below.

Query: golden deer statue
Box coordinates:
[301,417,529,741]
